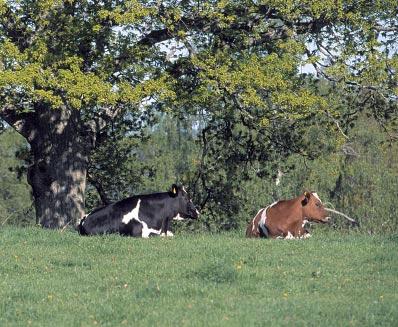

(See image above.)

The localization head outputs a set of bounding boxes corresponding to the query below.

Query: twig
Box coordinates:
[325,207,359,225]
[324,110,350,140]
[1,213,13,226]
[60,221,72,233]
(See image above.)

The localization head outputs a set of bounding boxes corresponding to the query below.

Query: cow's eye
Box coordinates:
[316,202,321,207]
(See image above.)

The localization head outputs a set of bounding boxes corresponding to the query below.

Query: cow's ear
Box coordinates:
[170,184,179,197]
[302,191,311,206]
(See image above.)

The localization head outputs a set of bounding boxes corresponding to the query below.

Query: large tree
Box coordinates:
[0,0,396,228]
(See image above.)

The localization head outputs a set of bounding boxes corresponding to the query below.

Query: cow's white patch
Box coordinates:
[140,224,161,238]
[269,201,279,208]
[173,213,184,221]
[285,231,294,239]
[303,233,312,239]
[122,199,141,225]
[251,209,263,232]
[122,199,161,238]
[254,202,278,235]
[302,219,308,228]
[258,207,268,235]
[258,207,269,236]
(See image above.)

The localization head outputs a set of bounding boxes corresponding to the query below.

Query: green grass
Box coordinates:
[0,227,397,327]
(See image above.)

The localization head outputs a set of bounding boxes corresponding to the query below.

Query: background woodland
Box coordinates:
[0,0,397,233]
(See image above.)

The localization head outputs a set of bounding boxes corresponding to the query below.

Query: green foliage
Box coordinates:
[0,129,34,225]
[326,117,398,234]
[135,114,200,193]
[0,227,397,326]
[0,1,174,112]
[85,113,200,211]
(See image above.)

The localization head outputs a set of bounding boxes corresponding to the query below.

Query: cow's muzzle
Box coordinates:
[321,217,331,223]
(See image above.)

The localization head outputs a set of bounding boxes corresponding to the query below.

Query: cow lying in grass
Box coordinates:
[78,184,199,237]
[246,191,330,239]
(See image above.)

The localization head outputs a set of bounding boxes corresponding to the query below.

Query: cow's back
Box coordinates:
[267,199,301,223]
[79,197,140,235]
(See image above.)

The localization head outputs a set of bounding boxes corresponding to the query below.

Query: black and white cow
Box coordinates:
[78,184,199,237]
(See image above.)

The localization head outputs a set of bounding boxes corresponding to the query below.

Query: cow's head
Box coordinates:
[301,191,330,223]
[170,184,199,219]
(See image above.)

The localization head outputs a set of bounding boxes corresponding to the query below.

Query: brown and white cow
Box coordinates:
[246,191,330,239]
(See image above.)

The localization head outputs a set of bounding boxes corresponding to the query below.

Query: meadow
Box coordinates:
[0,227,397,327]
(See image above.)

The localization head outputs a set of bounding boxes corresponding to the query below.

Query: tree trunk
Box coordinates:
[26,105,90,228]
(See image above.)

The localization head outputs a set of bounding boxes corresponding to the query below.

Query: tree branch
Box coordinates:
[324,109,350,140]
[136,6,330,49]
[0,106,35,141]
[137,28,173,47]
[87,174,112,206]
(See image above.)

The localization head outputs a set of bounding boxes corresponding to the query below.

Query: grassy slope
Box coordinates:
[0,227,396,327]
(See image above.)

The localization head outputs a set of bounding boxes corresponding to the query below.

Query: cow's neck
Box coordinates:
[171,198,181,216]
[283,200,306,230]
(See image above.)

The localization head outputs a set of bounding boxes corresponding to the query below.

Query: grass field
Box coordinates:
[0,227,397,327]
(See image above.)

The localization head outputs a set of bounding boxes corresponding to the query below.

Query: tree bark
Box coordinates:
[23,105,91,228]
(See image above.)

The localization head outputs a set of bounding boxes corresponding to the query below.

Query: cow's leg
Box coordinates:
[285,231,295,239]
[120,220,143,237]
[131,220,144,237]
[296,226,311,239]
[160,230,174,237]
[122,216,161,238]
[160,217,171,237]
